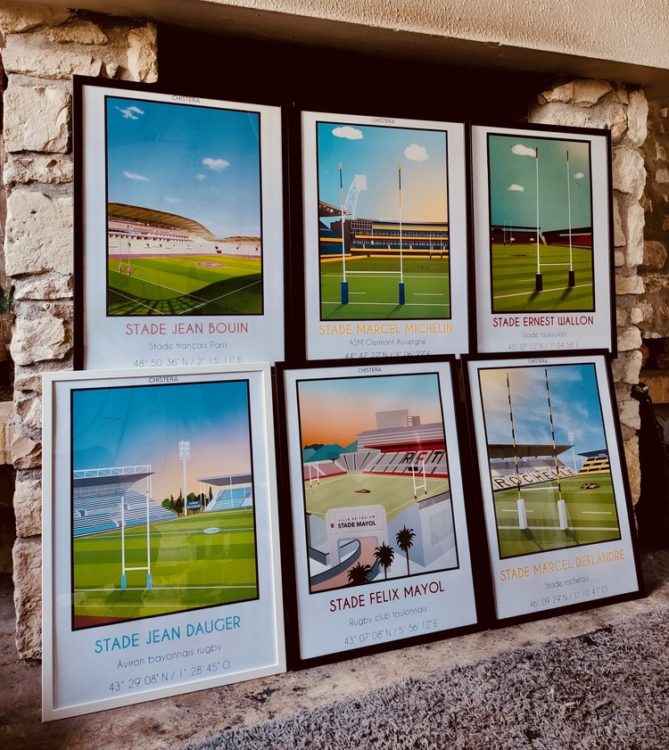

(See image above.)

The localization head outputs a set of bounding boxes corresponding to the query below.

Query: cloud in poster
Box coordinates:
[202,157,230,171]
[511,143,537,157]
[405,144,428,161]
[116,105,144,120]
[574,172,585,179]
[196,173,206,181]
[507,183,525,192]
[332,125,363,140]
[123,170,149,182]
[164,196,181,204]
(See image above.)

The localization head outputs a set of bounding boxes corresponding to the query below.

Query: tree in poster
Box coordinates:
[347,562,372,586]
[395,526,415,575]
[374,543,395,580]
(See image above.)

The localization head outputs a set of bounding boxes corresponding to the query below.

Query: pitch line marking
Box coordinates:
[497,525,617,531]
[110,267,210,302]
[322,300,450,308]
[75,584,257,593]
[184,279,261,314]
[323,272,450,279]
[493,282,591,301]
[582,511,613,515]
[415,293,445,297]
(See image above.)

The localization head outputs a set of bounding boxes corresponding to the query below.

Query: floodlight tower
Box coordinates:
[343,174,367,220]
[179,440,191,516]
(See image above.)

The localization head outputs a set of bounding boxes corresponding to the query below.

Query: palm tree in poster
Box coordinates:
[374,542,395,580]
[347,562,371,586]
[396,526,415,576]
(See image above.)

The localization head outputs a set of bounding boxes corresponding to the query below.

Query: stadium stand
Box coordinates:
[108,203,261,258]
[578,449,611,474]
[542,226,593,248]
[73,467,176,537]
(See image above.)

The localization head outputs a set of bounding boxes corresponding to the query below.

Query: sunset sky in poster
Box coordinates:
[297,373,444,447]
[317,122,448,224]
[72,380,252,502]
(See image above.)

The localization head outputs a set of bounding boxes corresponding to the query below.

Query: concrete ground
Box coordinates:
[1,551,668,750]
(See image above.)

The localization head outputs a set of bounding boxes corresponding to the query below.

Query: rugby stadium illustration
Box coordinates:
[487,135,594,313]
[106,97,262,316]
[316,121,451,321]
[296,373,458,594]
[478,363,621,559]
[71,380,258,629]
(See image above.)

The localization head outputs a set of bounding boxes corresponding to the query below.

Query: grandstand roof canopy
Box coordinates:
[198,473,253,486]
[108,202,216,240]
[578,449,608,457]
[318,200,345,217]
[72,471,153,489]
[488,443,571,458]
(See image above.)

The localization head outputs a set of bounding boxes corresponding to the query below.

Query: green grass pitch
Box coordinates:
[491,243,594,313]
[72,509,257,628]
[107,255,262,316]
[319,256,450,320]
[304,473,450,521]
[493,473,620,559]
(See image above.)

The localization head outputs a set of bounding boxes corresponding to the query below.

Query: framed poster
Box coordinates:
[279,357,478,664]
[471,124,615,354]
[42,364,285,719]
[73,76,285,369]
[300,111,469,360]
[464,351,642,622]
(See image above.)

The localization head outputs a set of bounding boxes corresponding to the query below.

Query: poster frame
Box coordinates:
[42,363,285,720]
[462,350,643,625]
[276,355,481,669]
[297,108,470,362]
[470,122,616,356]
[73,75,286,370]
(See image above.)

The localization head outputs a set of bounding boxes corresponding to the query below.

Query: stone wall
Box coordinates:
[0,1,158,659]
[530,79,647,502]
[638,99,669,340]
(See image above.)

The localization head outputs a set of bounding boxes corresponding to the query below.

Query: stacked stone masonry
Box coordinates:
[0,1,158,659]
[0,5,650,661]
[639,99,669,340]
[531,78,647,515]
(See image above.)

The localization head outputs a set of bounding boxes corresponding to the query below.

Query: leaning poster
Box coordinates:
[42,364,285,719]
[280,357,478,664]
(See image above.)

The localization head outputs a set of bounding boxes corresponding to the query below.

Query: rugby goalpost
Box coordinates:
[337,162,407,306]
[120,469,153,591]
[533,147,576,292]
[505,369,570,532]
[409,460,427,499]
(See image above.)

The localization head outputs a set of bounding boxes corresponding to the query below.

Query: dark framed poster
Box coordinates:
[279,357,478,664]
[73,77,285,369]
[464,351,642,622]
[42,364,285,719]
[300,111,469,360]
[471,124,615,354]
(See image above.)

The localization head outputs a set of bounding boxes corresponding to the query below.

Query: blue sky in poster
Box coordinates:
[479,364,607,467]
[488,135,591,233]
[317,122,448,224]
[106,97,261,238]
[72,380,252,501]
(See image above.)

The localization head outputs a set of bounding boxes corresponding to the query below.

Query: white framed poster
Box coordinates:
[42,364,285,719]
[280,357,478,663]
[301,111,469,361]
[74,76,285,369]
[471,123,615,354]
[464,351,642,621]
